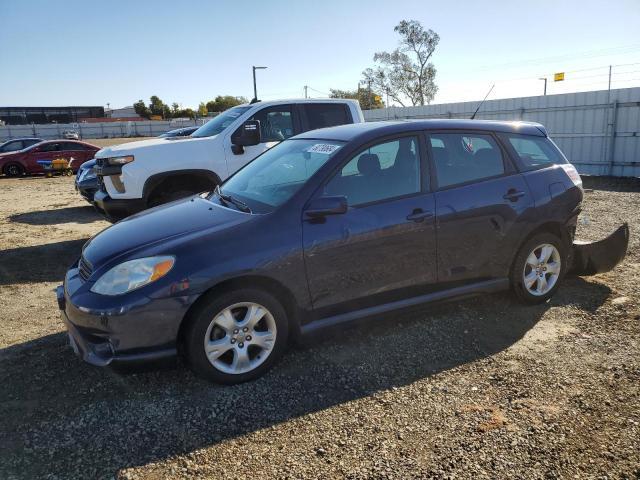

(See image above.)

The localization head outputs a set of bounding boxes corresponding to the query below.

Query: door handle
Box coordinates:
[406,208,434,222]
[503,189,526,202]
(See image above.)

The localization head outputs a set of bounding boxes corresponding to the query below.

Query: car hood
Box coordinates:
[82,196,249,270]
[95,135,212,159]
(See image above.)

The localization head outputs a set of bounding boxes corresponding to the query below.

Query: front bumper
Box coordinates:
[75,179,98,204]
[56,270,183,367]
[571,223,630,275]
[94,190,146,222]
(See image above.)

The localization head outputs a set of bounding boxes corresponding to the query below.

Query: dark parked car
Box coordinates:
[0,139,99,176]
[159,126,199,138]
[57,120,628,384]
[0,137,42,155]
[75,158,98,203]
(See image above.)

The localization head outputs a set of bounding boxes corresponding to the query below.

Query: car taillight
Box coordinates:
[560,164,582,188]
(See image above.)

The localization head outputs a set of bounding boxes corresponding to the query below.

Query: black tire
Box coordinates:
[184,288,289,384]
[510,232,568,304]
[3,163,25,177]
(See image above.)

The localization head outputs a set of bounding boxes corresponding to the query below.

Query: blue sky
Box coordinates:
[1,0,639,108]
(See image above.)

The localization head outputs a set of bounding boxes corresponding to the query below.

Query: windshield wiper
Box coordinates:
[215,185,252,213]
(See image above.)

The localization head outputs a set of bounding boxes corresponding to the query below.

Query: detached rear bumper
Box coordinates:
[571,223,630,275]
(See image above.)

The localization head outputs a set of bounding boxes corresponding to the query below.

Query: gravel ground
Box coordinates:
[0,175,638,479]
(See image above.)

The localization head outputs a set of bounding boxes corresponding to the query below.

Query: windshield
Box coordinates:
[218,139,345,213]
[191,106,252,138]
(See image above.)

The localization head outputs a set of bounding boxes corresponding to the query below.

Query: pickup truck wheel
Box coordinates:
[3,163,25,177]
[510,232,567,304]
[184,288,289,384]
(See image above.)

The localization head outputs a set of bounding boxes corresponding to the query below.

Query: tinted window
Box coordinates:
[429,133,504,188]
[38,143,62,152]
[325,136,421,206]
[506,134,566,170]
[304,104,349,130]
[221,139,344,212]
[249,107,294,142]
[0,141,23,153]
[62,142,84,151]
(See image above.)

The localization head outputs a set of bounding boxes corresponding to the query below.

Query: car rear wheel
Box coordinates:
[510,232,567,304]
[184,288,289,384]
[3,163,25,177]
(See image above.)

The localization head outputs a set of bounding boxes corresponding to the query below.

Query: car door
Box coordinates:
[224,104,299,175]
[303,134,437,315]
[427,130,534,283]
[27,142,62,173]
[60,142,87,170]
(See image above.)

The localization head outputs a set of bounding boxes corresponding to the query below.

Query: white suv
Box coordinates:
[93,99,364,221]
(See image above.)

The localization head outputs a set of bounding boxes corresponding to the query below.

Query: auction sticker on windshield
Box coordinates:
[307,143,341,154]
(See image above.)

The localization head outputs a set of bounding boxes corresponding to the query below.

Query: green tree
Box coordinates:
[149,95,167,117]
[362,20,439,106]
[197,102,208,117]
[205,95,248,113]
[133,99,150,119]
[329,88,385,109]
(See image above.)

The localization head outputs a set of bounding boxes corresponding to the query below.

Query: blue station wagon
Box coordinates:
[57,120,628,383]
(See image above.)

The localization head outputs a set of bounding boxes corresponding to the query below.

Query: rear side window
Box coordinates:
[39,143,62,152]
[429,132,504,188]
[506,134,566,170]
[63,142,84,151]
[304,104,350,130]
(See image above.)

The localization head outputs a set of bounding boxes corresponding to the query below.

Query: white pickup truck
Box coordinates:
[93,99,364,221]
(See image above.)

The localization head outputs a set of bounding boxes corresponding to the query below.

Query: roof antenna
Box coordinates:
[470,84,495,120]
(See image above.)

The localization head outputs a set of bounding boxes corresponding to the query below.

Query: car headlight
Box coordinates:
[84,168,97,180]
[90,256,175,296]
[106,155,134,166]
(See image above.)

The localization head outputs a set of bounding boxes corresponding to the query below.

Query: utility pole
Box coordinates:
[367,79,372,110]
[607,65,612,94]
[304,85,308,99]
[252,66,267,103]
[538,77,547,96]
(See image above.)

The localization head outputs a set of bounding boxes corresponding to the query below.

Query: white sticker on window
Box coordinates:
[307,143,341,154]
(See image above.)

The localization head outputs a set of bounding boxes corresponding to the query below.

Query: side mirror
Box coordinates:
[305,196,348,218]
[232,120,261,147]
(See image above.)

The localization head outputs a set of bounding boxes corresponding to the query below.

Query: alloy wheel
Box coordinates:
[522,243,561,296]
[203,302,277,375]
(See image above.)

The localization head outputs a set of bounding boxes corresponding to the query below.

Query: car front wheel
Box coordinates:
[184,288,289,384]
[4,163,25,177]
[510,232,567,304]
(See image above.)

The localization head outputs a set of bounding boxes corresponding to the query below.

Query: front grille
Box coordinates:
[78,256,93,281]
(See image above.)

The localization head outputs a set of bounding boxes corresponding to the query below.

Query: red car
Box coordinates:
[0,140,100,177]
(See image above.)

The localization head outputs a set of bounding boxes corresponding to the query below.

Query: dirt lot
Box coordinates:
[84,137,155,148]
[0,174,638,479]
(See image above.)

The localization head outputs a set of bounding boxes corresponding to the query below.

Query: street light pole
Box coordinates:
[252,66,267,103]
[538,77,547,96]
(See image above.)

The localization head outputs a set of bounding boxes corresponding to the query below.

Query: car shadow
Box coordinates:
[0,276,611,478]
[0,239,88,285]
[9,206,102,226]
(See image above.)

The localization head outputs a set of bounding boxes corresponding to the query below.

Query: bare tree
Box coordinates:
[363,20,440,107]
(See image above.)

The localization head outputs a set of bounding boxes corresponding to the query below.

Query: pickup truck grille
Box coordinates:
[78,256,93,281]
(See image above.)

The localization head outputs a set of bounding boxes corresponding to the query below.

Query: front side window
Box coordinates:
[219,139,344,212]
[324,136,421,206]
[304,104,349,130]
[429,132,504,188]
[191,105,252,138]
[506,134,566,170]
[248,107,294,142]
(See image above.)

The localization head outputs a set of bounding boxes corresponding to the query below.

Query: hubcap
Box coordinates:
[203,302,276,375]
[523,243,561,296]
[7,165,20,176]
